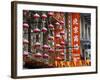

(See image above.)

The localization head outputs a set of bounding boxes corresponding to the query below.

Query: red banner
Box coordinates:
[72,13,81,61]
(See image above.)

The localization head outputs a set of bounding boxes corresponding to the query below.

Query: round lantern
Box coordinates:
[23,39,29,44]
[34,42,41,47]
[55,22,60,26]
[23,51,29,56]
[55,34,61,38]
[48,48,54,53]
[60,52,64,56]
[23,23,29,28]
[34,52,42,58]
[42,44,50,49]
[60,21,64,25]
[48,12,54,16]
[56,44,61,48]
[33,13,40,19]
[48,24,54,28]
[48,36,54,41]
[41,27,47,32]
[43,54,49,59]
[56,56,62,61]
[41,13,47,19]
[33,28,40,33]
[60,41,65,45]
[60,31,65,35]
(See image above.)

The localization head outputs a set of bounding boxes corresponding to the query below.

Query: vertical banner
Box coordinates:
[72,13,81,62]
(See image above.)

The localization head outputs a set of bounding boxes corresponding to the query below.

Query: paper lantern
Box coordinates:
[48,36,54,41]
[33,28,40,33]
[60,31,65,35]
[60,21,64,25]
[23,51,29,56]
[55,22,60,26]
[60,41,65,45]
[43,54,49,59]
[56,44,61,48]
[33,13,40,19]
[41,27,47,32]
[56,56,62,61]
[41,13,47,19]
[34,53,42,57]
[48,12,54,16]
[48,48,54,53]
[42,44,50,49]
[60,52,64,56]
[23,39,29,44]
[55,34,61,38]
[34,42,41,47]
[48,24,54,28]
[23,23,29,28]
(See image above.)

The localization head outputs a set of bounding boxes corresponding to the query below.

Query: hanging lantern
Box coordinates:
[41,13,47,19]
[55,22,60,26]
[23,51,29,56]
[56,44,61,48]
[43,54,49,59]
[60,20,64,25]
[42,44,49,49]
[48,35,54,41]
[60,52,64,56]
[33,28,40,33]
[34,42,41,48]
[55,34,61,38]
[60,31,65,35]
[34,52,42,57]
[48,12,54,16]
[33,13,40,19]
[48,48,54,53]
[60,41,65,45]
[23,23,29,29]
[48,24,54,28]
[23,39,29,44]
[55,56,62,61]
[41,27,47,32]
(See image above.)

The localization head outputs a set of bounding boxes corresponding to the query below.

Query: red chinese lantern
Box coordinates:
[42,44,50,49]
[55,56,62,61]
[23,39,29,44]
[43,54,49,59]
[55,22,60,26]
[23,51,29,56]
[56,44,61,48]
[48,12,54,16]
[48,36,54,41]
[48,24,54,28]
[60,31,65,35]
[60,52,64,56]
[55,34,61,38]
[60,41,65,45]
[34,42,41,47]
[60,21,64,25]
[33,13,40,19]
[48,48,54,53]
[41,13,47,19]
[23,23,29,28]
[41,27,47,32]
[33,28,40,33]
[34,53,42,57]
